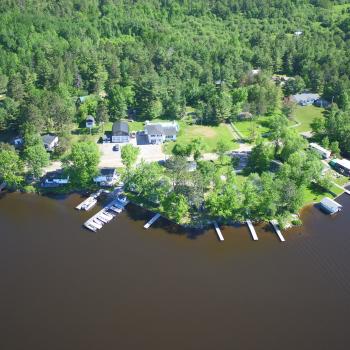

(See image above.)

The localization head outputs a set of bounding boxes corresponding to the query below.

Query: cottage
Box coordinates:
[314,98,330,108]
[111,121,129,143]
[94,168,119,186]
[320,197,343,215]
[292,93,320,106]
[309,142,331,159]
[86,115,95,128]
[76,95,89,106]
[144,121,179,144]
[330,158,350,177]
[237,112,253,120]
[42,134,58,151]
[41,171,69,188]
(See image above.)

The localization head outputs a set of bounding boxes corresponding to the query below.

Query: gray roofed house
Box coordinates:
[292,93,320,106]
[111,120,129,143]
[42,134,58,151]
[144,121,179,144]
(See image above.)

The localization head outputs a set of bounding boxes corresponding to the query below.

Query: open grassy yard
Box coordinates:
[303,182,343,205]
[293,105,325,133]
[164,122,237,154]
[233,117,270,140]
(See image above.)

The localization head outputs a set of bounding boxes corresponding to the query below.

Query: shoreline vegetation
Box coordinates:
[1,1,350,230]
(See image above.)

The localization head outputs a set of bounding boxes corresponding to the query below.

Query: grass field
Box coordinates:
[292,105,325,133]
[233,117,270,140]
[164,122,237,154]
[303,182,343,205]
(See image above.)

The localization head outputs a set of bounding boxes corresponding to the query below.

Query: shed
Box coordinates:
[112,121,129,143]
[86,115,95,128]
[237,112,253,120]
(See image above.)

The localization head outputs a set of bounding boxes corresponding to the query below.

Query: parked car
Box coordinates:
[113,144,119,151]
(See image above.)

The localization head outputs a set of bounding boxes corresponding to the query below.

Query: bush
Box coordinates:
[22,185,36,193]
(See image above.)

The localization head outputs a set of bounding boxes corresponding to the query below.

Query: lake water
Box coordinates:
[1,192,350,350]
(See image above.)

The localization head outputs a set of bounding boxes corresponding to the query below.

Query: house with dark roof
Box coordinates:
[41,171,69,187]
[144,121,179,144]
[42,134,58,151]
[93,168,119,186]
[112,121,129,143]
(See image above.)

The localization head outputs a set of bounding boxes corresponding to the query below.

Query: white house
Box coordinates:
[144,121,179,144]
[309,142,331,159]
[111,121,129,143]
[86,115,95,128]
[41,171,70,187]
[292,93,320,106]
[94,168,119,186]
[42,134,59,151]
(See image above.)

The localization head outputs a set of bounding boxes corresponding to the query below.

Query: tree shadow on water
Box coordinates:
[124,203,206,239]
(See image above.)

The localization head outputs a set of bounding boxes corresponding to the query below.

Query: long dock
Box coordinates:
[84,197,129,232]
[246,220,258,241]
[144,213,161,229]
[213,221,224,241]
[270,220,285,242]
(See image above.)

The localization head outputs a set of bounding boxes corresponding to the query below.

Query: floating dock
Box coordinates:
[84,197,129,232]
[270,220,285,242]
[246,220,258,241]
[76,190,103,211]
[144,213,161,229]
[213,221,224,241]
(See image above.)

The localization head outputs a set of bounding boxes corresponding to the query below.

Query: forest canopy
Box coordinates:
[1,0,350,134]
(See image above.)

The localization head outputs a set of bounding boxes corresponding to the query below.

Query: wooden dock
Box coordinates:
[76,190,103,211]
[246,220,258,241]
[270,220,285,242]
[144,213,161,229]
[84,197,129,232]
[213,221,224,241]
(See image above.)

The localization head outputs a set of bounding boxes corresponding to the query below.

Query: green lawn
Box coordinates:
[292,105,325,133]
[164,122,237,154]
[303,182,343,205]
[233,117,270,140]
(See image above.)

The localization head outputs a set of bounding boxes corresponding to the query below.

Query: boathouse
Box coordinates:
[320,197,343,215]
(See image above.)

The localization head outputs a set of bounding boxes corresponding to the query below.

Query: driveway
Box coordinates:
[99,138,166,168]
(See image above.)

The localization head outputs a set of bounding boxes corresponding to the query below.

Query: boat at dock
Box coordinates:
[83,196,130,232]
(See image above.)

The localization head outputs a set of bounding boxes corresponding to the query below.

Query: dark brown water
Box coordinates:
[1,192,350,350]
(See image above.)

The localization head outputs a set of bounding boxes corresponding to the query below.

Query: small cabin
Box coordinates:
[86,115,95,128]
[319,197,343,215]
[41,171,70,188]
[94,168,119,186]
[42,134,59,152]
[237,112,253,120]
[309,142,331,159]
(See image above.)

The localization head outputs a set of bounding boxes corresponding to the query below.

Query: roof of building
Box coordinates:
[100,168,116,176]
[333,158,350,170]
[42,134,58,145]
[77,96,89,103]
[292,93,320,103]
[44,171,68,181]
[309,142,330,154]
[112,121,129,135]
[320,197,343,213]
[145,124,164,135]
[145,121,178,136]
